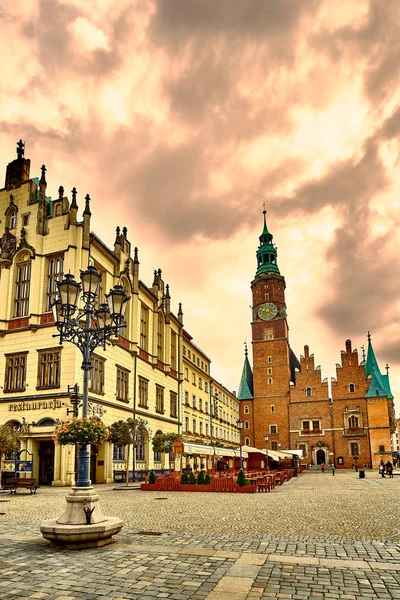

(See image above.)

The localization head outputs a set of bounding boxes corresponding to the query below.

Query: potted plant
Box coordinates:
[53,417,108,446]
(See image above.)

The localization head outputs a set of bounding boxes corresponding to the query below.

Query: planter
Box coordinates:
[140,483,159,491]
[235,485,256,493]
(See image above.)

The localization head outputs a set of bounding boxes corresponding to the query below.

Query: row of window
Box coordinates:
[182,345,208,373]
[137,376,178,418]
[3,352,178,416]
[184,417,238,441]
[184,369,209,391]
[140,304,178,367]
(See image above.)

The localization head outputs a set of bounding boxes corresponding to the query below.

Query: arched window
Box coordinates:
[245,437,250,446]
[37,418,56,427]
[244,405,249,414]
[244,420,249,429]
[348,415,359,429]
[306,387,312,397]
[14,252,32,317]
[349,383,355,393]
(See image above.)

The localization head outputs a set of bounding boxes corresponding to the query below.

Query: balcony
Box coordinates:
[343,427,366,437]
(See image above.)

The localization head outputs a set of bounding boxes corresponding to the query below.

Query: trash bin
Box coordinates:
[359,469,365,478]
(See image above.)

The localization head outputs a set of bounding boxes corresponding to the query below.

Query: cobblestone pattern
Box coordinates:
[1,471,400,599]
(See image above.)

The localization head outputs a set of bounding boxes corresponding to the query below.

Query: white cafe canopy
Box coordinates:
[178,441,248,459]
[241,445,295,461]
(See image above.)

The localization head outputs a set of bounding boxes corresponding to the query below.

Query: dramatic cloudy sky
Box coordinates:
[1,0,399,413]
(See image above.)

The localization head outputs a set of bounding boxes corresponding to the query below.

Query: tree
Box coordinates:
[108,418,149,486]
[0,424,21,490]
[152,432,181,454]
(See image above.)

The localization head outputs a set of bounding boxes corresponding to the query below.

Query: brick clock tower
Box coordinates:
[238,211,299,451]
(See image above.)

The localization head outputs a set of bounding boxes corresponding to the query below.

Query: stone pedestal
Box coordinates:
[40,486,123,549]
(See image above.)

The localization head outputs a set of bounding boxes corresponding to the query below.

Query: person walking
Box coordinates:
[379,460,386,478]
[331,464,335,476]
[385,461,393,478]
[321,463,325,473]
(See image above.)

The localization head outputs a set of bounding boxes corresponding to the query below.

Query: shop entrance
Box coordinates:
[316,449,326,465]
[38,440,55,485]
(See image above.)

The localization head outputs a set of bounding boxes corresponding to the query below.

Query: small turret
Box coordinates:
[178,302,183,324]
[132,247,139,293]
[69,187,78,226]
[36,164,47,235]
[82,193,91,250]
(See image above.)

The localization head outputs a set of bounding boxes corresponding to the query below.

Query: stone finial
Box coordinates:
[165,284,170,298]
[9,194,14,205]
[71,187,78,208]
[83,194,91,216]
[158,268,162,278]
[122,226,127,238]
[178,302,183,323]
[133,246,139,264]
[40,164,47,184]
[20,227,26,242]
[16,139,25,160]
[244,341,248,356]
[58,186,64,200]
[345,339,352,354]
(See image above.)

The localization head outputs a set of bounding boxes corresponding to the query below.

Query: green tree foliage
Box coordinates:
[197,470,205,485]
[189,471,196,484]
[237,469,248,487]
[204,473,211,485]
[0,424,21,490]
[148,470,156,484]
[180,471,189,484]
[108,418,150,486]
[152,432,182,454]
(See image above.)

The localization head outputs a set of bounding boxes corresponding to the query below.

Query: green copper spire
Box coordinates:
[365,332,394,399]
[237,343,254,400]
[256,209,280,276]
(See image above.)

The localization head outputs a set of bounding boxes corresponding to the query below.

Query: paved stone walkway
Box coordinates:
[1,470,400,599]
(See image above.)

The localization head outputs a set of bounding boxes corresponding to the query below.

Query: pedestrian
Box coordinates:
[385,461,393,478]
[379,460,386,478]
[321,463,325,473]
[393,457,398,469]
[331,464,335,476]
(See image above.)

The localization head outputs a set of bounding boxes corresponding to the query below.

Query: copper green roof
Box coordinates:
[255,210,280,276]
[365,333,394,399]
[238,344,254,400]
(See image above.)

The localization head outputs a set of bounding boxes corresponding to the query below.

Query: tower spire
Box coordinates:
[255,208,280,276]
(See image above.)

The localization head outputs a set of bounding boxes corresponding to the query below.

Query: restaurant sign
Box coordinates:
[8,400,62,411]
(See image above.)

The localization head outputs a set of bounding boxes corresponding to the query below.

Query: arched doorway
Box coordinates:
[316,449,326,465]
[38,440,55,485]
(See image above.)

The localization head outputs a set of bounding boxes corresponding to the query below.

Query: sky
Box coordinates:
[1,0,399,414]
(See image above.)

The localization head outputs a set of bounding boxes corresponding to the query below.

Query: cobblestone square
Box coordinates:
[1,471,400,599]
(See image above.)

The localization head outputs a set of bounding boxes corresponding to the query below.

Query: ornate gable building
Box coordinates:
[0,142,239,486]
[238,211,395,469]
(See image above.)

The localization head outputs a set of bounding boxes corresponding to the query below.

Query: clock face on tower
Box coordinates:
[258,302,278,321]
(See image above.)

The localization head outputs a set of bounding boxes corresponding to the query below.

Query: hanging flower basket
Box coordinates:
[53,417,109,446]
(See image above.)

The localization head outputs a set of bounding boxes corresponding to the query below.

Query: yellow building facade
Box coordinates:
[0,143,239,485]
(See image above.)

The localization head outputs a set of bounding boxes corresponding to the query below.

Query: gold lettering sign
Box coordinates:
[8,400,61,411]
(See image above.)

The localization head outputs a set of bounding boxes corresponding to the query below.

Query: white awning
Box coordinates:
[280,449,303,458]
[242,445,293,461]
[179,442,248,458]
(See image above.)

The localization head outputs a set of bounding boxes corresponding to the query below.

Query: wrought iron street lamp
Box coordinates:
[53,266,130,488]
[237,417,244,471]
[264,433,269,471]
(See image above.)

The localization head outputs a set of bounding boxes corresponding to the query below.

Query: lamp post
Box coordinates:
[237,417,243,471]
[53,266,130,487]
[264,433,269,471]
